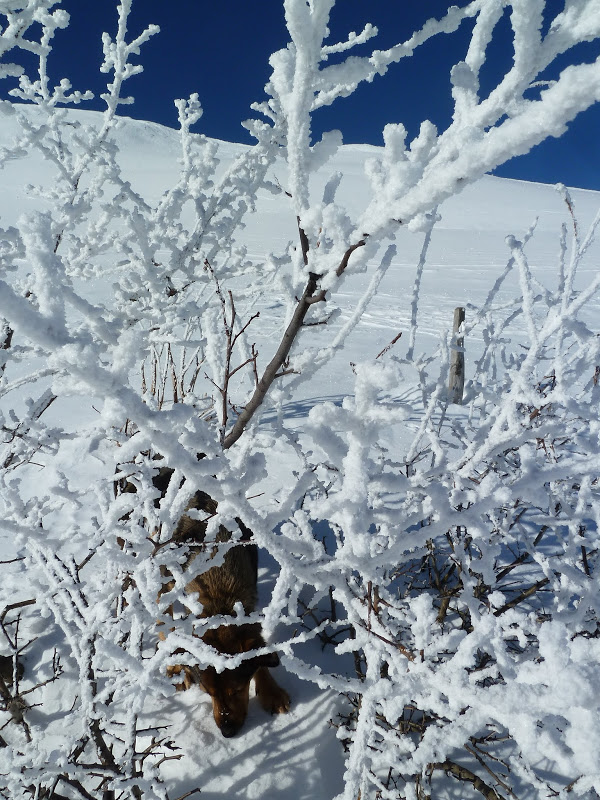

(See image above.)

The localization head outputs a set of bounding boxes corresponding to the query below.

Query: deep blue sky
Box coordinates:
[4,1,600,189]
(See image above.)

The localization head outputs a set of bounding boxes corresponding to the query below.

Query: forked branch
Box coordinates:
[223,229,365,448]
[204,261,261,442]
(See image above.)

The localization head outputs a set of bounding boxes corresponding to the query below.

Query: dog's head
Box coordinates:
[199,626,279,738]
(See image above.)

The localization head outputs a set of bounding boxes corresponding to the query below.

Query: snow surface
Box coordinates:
[1,108,600,799]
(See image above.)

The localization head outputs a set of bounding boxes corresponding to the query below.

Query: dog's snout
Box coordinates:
[219,717,241,738]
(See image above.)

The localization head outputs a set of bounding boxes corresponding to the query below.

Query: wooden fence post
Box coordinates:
[448,306,465,404]
[0,320,12,376]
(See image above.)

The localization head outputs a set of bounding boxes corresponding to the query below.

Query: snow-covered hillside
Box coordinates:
[1,105,600,800]
[2,107,599,422]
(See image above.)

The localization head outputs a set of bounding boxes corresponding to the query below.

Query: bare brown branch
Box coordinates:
[223,232,366,449]
[336,238,367,277]
[429,760,502,800]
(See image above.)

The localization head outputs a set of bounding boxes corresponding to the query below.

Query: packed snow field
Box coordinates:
[1,107,600,800]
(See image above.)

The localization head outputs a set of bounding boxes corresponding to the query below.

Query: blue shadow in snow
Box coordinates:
[259,394,347,424]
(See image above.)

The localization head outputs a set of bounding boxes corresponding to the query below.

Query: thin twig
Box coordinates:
[376,331,402,360]
[493,578,550,616]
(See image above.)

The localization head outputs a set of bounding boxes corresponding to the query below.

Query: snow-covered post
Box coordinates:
[448,306,465,404]
[0,320,12,374]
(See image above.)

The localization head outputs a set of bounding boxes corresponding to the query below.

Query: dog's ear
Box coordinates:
[237,651,280,679]
[240,629,265,652]
[255,651,280,669]
[238,629,280,668]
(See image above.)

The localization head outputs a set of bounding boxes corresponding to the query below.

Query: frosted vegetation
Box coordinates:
[0,1,600,799]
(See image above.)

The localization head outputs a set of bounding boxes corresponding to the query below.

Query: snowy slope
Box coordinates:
[2,107,599,376]
[1,108,599,800]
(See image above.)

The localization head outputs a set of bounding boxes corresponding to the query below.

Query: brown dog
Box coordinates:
[154,467,290,737]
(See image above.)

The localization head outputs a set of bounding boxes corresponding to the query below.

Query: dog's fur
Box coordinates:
[153,467,290,737]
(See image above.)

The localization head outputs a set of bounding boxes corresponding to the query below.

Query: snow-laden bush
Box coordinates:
[0,1,599,798]
[304,200,600,800]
